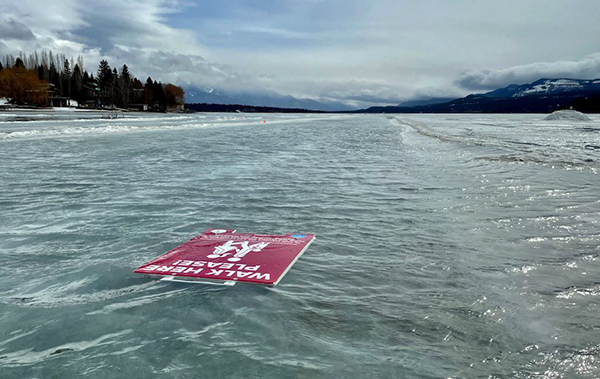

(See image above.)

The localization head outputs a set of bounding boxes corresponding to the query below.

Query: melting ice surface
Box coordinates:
[1,111,599,378]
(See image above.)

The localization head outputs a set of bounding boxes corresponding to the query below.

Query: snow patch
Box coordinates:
[517,79,583,97]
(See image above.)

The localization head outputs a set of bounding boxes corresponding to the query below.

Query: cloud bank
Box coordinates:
[2,0,600,107]
[458,54,600,90]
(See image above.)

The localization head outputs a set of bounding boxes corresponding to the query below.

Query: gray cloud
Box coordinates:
[101,47,260,95]
[312,81,408,106]
[458,54,600,91]
[0,18,36,41]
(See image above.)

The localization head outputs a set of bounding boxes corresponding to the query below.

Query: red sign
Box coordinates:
[134,229,315,286]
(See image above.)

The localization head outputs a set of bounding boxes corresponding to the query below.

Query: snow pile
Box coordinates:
[544,110,591,122]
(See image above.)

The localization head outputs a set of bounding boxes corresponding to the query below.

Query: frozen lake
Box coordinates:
[1,111,599,377]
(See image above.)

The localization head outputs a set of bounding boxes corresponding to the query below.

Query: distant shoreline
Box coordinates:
[185,103,326,113]
[0,106,186,114]
[0,106,584,115]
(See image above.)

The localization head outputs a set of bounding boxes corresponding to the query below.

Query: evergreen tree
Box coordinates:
[97,60,114,106]
[153,80,164,107]
[97,60,112,90]
[131,78,143,104]
[49,61,59,96]
[18,53,27,68]
[71,64,83,103]
[144,77,154,106]
[112,67,120,106]
[81,71,92,103]
[62,59,71,97]
[120,64,131,107]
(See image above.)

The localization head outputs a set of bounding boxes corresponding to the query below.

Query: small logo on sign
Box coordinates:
[291,234,306,239]
[207,240,270,262]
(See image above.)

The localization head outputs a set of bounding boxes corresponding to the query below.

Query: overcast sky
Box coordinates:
[2,0,600,107]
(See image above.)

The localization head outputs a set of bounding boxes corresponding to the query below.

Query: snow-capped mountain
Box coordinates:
[358,77,600,114]
[484,78,600,98]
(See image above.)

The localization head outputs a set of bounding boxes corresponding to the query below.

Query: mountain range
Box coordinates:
[360,78,600,113]
[184,86,352,112]
[184,78,600,113]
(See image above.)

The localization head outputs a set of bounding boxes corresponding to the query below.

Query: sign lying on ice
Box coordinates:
[134,229,315,286]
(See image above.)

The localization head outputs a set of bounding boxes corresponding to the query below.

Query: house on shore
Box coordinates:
[49,96,77,107]
[128,104,148,111]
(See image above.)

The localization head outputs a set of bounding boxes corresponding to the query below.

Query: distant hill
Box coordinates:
[357,78,600,113]
[184,86,351,112]
[398,97,456,107]
[185,103,325,113]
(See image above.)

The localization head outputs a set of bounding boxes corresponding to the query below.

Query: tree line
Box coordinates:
[0,51,184,109]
